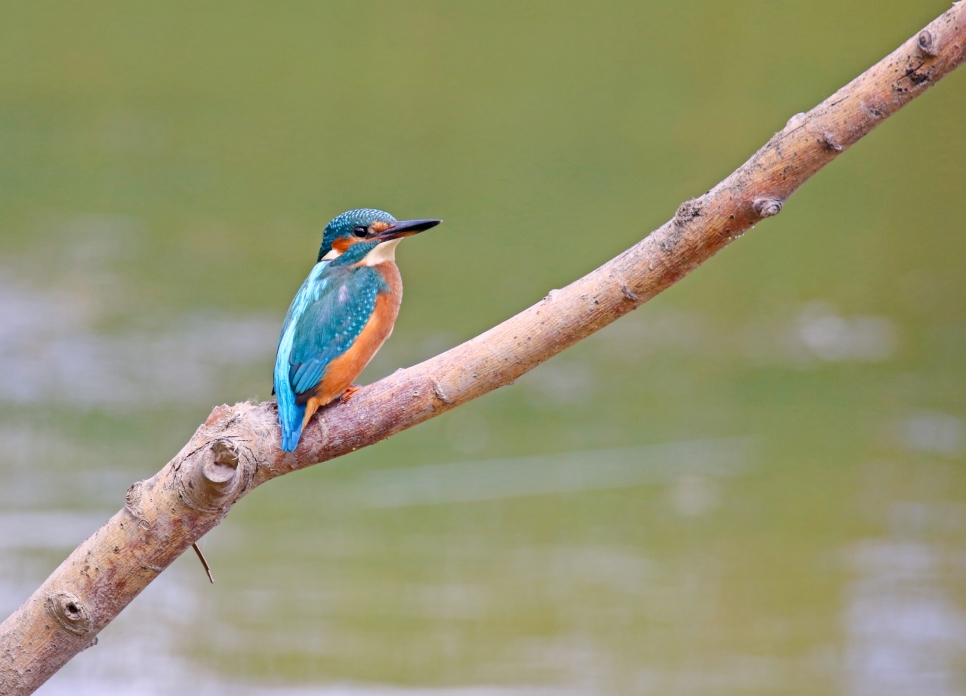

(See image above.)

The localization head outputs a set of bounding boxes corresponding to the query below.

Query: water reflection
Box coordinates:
[0,273,277,408]
[351,439,749,508]
[899,413,965,458]
[846,534,966,695]
[0,511,110,550]
[596,303,901,367]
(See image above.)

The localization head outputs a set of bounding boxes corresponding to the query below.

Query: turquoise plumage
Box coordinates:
[274,209,441,452]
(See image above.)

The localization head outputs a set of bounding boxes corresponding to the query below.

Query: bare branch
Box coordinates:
[2,4,966,694]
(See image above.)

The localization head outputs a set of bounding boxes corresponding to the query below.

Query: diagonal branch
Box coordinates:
[3,4,966,694]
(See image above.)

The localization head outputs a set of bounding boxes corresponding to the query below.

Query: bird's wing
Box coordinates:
[284,265,381,396]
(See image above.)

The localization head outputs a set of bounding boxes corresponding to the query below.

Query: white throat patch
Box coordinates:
[361,239,401,266]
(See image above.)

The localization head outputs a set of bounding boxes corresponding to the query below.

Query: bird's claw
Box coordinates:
[341,385,362,404]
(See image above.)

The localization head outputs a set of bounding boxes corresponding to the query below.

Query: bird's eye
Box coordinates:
[353,226,368,238]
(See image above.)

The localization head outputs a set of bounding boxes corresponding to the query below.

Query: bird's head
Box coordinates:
[318,208,441,262]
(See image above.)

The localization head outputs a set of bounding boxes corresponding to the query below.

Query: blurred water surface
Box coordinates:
[1,1,965,694]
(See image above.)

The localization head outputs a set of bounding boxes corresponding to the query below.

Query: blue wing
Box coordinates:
[274,261,381,451]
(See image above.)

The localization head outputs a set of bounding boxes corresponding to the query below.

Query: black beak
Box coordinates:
[376,218,442,241]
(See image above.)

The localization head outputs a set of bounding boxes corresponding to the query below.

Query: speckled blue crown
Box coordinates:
[317,208,397,261]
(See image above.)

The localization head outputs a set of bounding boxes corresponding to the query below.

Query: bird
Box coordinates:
[273,208,441,452]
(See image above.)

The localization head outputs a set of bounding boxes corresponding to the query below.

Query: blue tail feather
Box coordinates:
[277,384,306,452]
[274,261,329,452]
[275,332,306,452]
[280,404,306,452]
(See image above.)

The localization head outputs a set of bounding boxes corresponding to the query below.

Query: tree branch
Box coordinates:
[3,5,966,694]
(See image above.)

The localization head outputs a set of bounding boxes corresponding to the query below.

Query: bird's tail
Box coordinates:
[276,381,306,452]
[279,403,306,452]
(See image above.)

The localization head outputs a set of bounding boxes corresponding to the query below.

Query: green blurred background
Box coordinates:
[1,1,964,694]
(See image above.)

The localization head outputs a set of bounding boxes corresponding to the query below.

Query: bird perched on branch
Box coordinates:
[274,208,441,451]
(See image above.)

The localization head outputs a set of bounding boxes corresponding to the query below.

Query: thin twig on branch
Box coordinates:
[2,5,965,694]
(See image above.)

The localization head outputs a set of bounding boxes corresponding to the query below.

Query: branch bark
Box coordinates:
[3,5,966,694]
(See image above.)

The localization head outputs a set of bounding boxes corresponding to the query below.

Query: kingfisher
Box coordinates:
[273,208,441,452]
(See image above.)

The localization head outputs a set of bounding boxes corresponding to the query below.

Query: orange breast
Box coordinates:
[299,262,402,431]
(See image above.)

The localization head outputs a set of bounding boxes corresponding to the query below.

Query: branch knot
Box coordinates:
[917,29,938,57]
[45,590,93,635]
[431,379,455,404]
[124,481,150,530]
[753,198,783,218]
[178,437,255,513]
[821,132,843,152]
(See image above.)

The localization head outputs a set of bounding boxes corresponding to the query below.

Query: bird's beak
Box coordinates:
[376,218,442,241]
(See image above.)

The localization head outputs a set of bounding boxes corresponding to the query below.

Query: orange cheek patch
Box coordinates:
[332,237,355,253]
[370,221,391,233]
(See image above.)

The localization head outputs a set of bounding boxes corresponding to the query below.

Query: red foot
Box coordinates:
[341,384,362,404]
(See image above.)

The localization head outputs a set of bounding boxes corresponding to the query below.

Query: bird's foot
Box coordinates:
[341,384,362,404]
